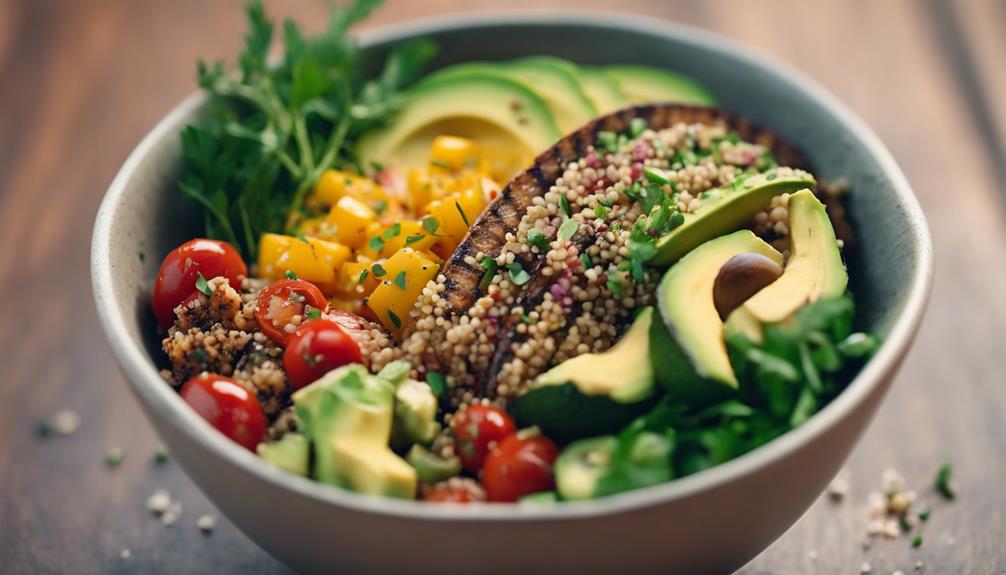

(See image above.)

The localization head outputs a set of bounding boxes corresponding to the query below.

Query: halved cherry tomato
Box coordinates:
[283,318,362,390]
[423,482,478,503]
[255,279,328,346]
[450,404,517,475]
[152,239,247,329]
[180,373,266,451]
[482,433,559,503]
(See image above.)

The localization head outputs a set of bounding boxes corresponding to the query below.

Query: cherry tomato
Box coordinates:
[180,373,266,451]
[283,319,362,390]
[482,433,559,502]
[152,239,247,329]
[450,404,517,474]
[255,279,328,346]
[423,483,475,504]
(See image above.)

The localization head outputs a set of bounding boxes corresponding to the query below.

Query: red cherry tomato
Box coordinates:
[482,434,559,503]
[255,280,328,346]
[423,483,475,504]
[152,239,247,329]
[450,404,517,475]
[283,318,362,390]
[180,373,266,451]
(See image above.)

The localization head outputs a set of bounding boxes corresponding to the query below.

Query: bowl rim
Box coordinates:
[91,10,933,521]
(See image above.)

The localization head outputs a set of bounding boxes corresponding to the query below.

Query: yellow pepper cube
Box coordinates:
[430,135,478,171]
[327,196,377,249]
[257,233,349,292]
[366,248,441,337]
[341,260,380,296]
[312,169,391,212]
[406,168,434,213]
[424,187,486,249]
[380,220,437,257]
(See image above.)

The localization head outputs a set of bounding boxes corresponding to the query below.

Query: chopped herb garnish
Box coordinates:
[369,235,384,253]
[507,261,531,286]
[306,307,322,319]
[373,200,389,215]
[607,277,625,296]
[387,310,402,329]
[766,172,778,181]
[455,201,470,227]
[358,269,369,284]
[934,463,955,500]
[580,253,592,269]
[37,420,53,438]
[597,131,618,152]
[912,534,923,549]
[393,271,407,289]
[557,217,579,242]
[527,228,549,250]
[479,257,498,290]
[190,348,210,364]
[285,270,298,280]
[405,233,426,245]
[426,371,446,396]
[520,314,534,325]
[643,166,671,185]
[629,117,647,137]
[296,233,309,244]
[138,251,145,262]
[559,194,572,217]
[195,272,212,296]
[594,205,611,218]
[918,508,931,521]
[431,159,451,170]
[154,448,170,464]
[371,263,387,277]
[422,216,441,235]
[382,222,401,239]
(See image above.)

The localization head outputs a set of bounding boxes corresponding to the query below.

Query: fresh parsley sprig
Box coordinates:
[179,0,437,258]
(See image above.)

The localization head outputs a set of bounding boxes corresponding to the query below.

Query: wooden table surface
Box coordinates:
[2,1,1004,573]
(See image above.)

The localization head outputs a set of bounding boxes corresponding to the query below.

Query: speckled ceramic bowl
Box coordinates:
[91,13,932,575]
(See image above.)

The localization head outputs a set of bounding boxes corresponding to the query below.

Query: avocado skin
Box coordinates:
[649,310,733,408]
[511,383,655,444]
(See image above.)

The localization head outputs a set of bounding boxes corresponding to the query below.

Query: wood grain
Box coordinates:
[0,1,1003,574]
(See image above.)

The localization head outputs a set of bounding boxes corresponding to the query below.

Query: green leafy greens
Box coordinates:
[179,0,436,258]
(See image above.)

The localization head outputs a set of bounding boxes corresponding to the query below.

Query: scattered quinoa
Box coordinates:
[52,409,81,435]
[197,514,216,534]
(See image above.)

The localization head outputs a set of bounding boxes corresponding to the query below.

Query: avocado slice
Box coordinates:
[727,189,848,333]
[655,231,784,405]
[648,169,816,267]
[605,65,715,106]
[577,66,630,114]
[425,58,597,134]
[256,433,310,477]
[510,308,659,442]
[405,445,462,484]
[555,432,672,500]
[377,360,441,449]
[292,365,417,498]
[355,73,560,178]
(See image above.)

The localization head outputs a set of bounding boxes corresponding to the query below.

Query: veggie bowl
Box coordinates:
[91,7,932,575]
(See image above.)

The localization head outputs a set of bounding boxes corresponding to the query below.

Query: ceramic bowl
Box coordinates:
[91,12,932,575]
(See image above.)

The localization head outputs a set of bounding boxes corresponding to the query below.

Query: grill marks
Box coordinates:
[422,104,810,399]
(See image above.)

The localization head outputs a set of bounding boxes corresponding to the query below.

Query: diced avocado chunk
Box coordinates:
[355,72,560,178]
[291,364,417,498]
[392,379,441,448]
[654,231,783,406]
[729,190,848,330]
[378,360,441,449]
[555,432,672,500]
[605,65,715,106]
[535,307,657,403]
[256,433,310,477]
[406,445,462,484]
[648,170,816,267]
[578,66,630,114]
[512,308,660,442]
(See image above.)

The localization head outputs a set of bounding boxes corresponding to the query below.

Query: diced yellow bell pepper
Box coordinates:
[327,196,377,249]
[380,220,438,257]
[340,260,380,296]
[366,248,441,337]
[430,135,479,171]
[406,168,434,213]
[424,186,486,256]
[312,169,391,213]
[257,233,350,292]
